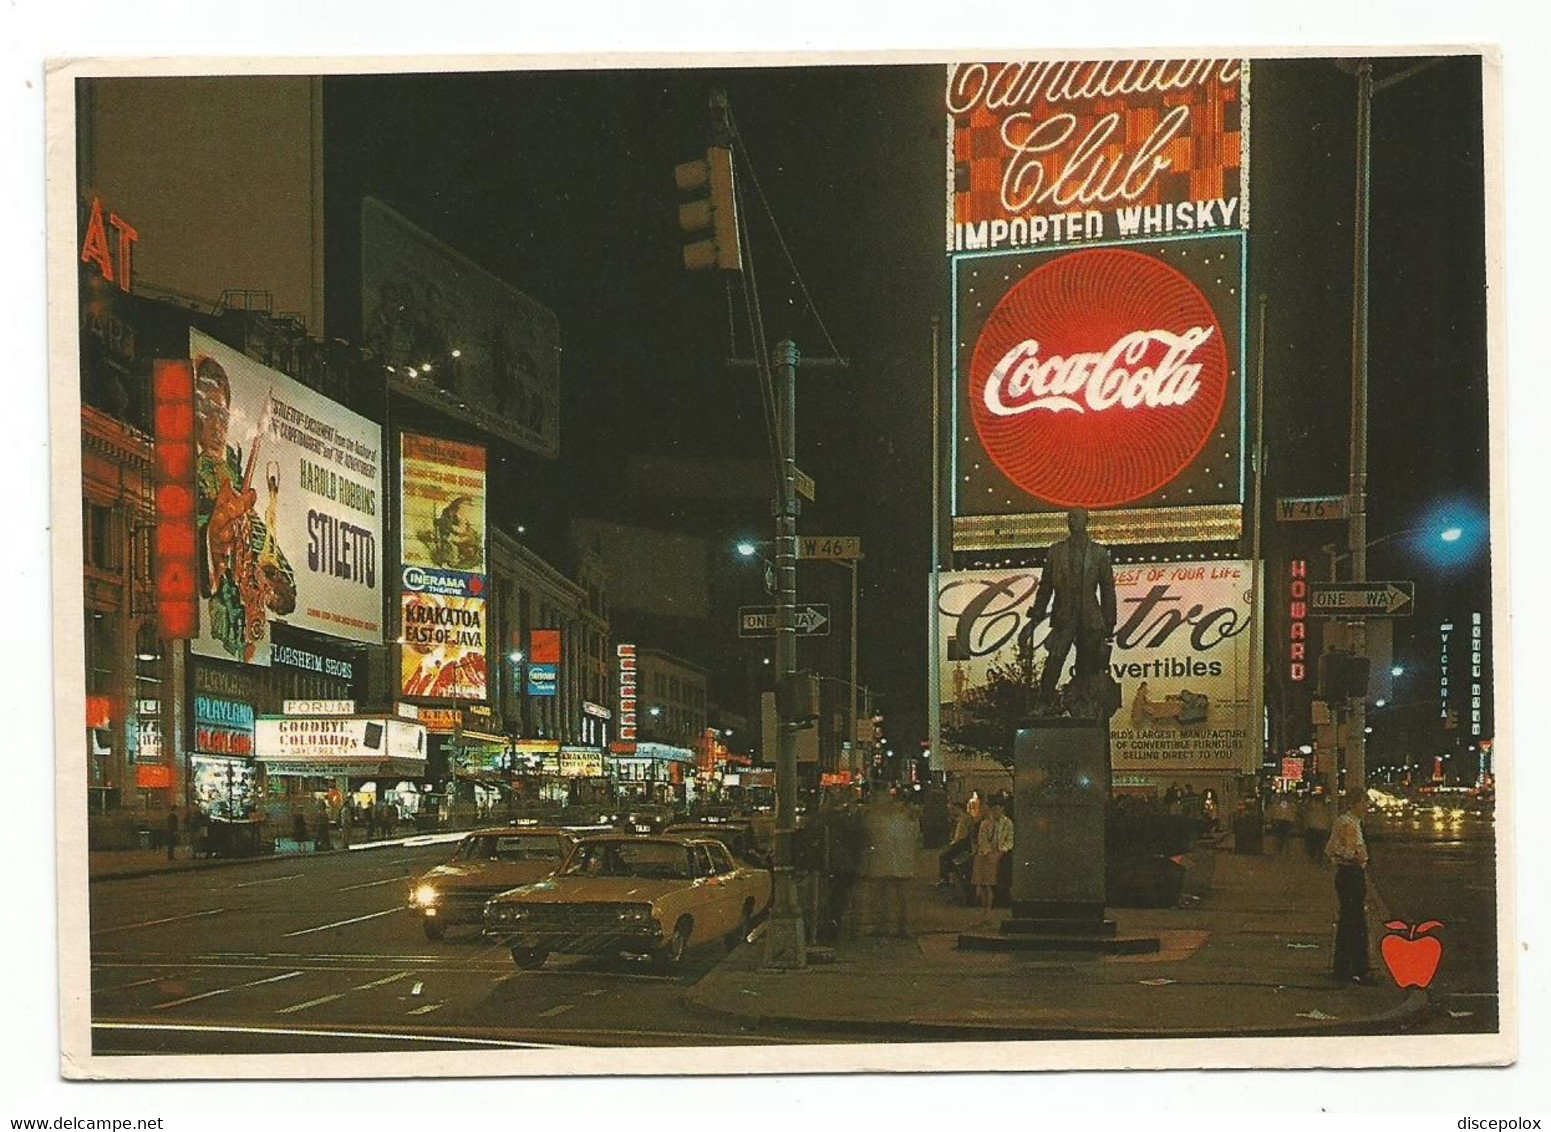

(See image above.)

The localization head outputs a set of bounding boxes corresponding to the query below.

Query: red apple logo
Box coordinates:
[1380,920,1444,989]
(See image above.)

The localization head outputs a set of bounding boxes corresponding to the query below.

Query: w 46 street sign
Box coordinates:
[1277,494,1349,521]
[799,535,861,560]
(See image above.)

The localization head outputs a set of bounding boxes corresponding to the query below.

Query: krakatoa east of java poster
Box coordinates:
[48,50,1511,1077]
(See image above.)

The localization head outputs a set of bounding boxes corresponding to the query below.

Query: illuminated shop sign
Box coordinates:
[152,358,198,640]
[1471,611,1483,736]
[945,59,1248,254]
[255,716,427,762]
[194,695,255,756]
[1440,621,1453,724]
[80,196,140,292]
[1288,559,1308,683]
[953,236,1244,544]
[527,663,558,698]
[618,644,637,741]
[269,641,356,681]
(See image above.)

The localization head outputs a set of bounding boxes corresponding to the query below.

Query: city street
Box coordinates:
[1367,799,1500,1033]
[88,843,798,1054]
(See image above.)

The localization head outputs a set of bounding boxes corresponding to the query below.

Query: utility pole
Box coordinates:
[848,556,859,778]
[1346,60,1374,800]
[759,338,847,970]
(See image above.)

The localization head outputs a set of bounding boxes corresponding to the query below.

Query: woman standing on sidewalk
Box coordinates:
[1326,794,1377,984]
[971,796,1014,921]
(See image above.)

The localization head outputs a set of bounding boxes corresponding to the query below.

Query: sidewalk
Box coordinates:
[85,829,468,882]
[686,841,1429,1038]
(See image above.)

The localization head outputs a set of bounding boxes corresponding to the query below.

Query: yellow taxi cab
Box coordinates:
[483,834,771,971]
[408,826,575,940]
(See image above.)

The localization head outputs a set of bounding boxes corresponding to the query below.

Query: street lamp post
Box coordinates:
[1346,60,1375,801]
[767,339,804,969]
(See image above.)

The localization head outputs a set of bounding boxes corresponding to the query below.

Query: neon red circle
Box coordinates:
[968,248,1229,509]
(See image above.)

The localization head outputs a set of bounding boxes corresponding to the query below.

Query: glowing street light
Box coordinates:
[1440,526,1463,543]
[1391,665,1405,677]
[735,540,759,558]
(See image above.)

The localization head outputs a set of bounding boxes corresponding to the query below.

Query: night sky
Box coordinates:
[320,55,1491,746]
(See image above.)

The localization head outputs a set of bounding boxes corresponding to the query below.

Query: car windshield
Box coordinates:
[456,834,566,863]
[560,840,691,879]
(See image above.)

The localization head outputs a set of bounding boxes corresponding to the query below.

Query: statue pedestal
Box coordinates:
[957,719,1159,956]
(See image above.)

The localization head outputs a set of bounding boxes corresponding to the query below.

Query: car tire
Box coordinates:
[653,917,692,973]
[510,946,548,970]
[725,899,755,952]
[422,918,446,941]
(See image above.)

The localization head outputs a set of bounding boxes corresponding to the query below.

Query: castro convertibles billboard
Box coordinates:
[189,330,383,665]
[946,59,1248,254]
[399,433,488,700]
[935,561,1257,773]
[952,234,1245,547]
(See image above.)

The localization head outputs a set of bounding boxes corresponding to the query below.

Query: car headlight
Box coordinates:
[617,905,652,924]
[413,884,438,907]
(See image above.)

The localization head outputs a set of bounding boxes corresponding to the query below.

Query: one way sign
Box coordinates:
[739,604,832,637]
[1307,581,1415,617]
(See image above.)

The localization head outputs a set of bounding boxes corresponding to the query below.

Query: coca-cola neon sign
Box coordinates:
[967,247,1229,509]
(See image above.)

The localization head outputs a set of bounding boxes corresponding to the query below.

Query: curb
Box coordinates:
[86,831,464,883]
[682,983,1432,1041]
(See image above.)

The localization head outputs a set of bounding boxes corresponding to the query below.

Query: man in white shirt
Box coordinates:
[1325,794,1376,984]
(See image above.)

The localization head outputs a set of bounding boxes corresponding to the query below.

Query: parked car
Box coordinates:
[407,827,575,940]
[483,834,771,971]
[618,803,678,834]
[663,820,767,866]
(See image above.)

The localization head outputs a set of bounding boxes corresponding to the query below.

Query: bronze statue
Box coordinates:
[1030,508,1120,718]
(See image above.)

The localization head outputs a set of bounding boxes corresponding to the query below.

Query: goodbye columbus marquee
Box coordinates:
[936,561,1258,771]
[945,58,1248,253]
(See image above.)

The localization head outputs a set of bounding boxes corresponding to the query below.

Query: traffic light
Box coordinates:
[1318,649,1370,701]
[674,146,742,272]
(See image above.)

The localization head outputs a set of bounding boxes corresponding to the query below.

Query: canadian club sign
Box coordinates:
[954,234,1245,528]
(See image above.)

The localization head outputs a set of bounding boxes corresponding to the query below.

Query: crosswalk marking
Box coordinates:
[351,971,410,991]
[338,877,406,893]
[276,993,345,1015]
[152,970,303,1010]
[94,908,226,935]
[284,908,401,938]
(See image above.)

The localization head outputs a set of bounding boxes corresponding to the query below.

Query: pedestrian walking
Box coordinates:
[291,808,309,850]
[1302,791,1332,862]
[365,800,378,840]
[1271,792,1297,855]
[339,801,353,849]
[861,791,920,937]
[1326,795,1377,984]
[314,799,332,851]
[188,806,207,858]
[164,805,180,861]
[971,796,1014,921]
